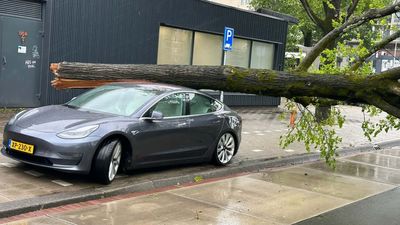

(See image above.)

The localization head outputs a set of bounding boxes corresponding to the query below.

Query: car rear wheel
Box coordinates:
[93,139,122,184]
[213,133,235,166]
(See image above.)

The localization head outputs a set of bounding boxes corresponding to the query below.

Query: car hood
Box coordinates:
[14,105,119,133]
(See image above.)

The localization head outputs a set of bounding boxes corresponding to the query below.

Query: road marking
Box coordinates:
[252,149,264,152]
[242,132,250,134]
[0,162,17,168]
[115,174,128,179]
[24,170,43,177]
[264,130,272,133]
[274,130,283,132]
[52,180,73,187]
[285,149,295,152]
[256,133,265,136]
[253,131,262,133]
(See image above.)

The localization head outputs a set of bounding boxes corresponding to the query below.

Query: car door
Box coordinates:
[186,93,225,157]
[134,93,194,165]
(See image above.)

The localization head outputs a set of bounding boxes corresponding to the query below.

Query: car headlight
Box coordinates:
[8,110,27,125]
[57,125,99,139]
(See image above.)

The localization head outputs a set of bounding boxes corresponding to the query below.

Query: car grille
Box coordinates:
[5,148,53,166]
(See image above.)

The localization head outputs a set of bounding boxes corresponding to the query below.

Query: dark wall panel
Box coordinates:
[42,0,288,105]
[0,0,42,20]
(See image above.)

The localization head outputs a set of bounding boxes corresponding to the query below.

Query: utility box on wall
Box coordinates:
[0,0,293,107]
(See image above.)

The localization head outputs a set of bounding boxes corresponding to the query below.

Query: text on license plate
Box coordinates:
[8,140,34,154]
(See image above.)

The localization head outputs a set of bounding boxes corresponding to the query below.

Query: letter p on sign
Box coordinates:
[223,27,234,51]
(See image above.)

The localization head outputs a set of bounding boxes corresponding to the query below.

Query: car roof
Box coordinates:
[105,82,194,94]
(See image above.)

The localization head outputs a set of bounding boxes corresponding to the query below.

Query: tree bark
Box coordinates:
[51,62,400,119]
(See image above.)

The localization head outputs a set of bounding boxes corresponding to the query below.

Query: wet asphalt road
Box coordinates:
[295,187,400,225]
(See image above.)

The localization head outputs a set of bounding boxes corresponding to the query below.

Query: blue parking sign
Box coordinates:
[223,27,234,51]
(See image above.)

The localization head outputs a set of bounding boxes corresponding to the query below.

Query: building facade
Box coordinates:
[207,0,251,10]
[0,0,291,107]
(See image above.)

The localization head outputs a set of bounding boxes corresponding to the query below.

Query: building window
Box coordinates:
[157,26,276,70]
[157,26,193,65]
[193,32,223,65]
[250,41,275,69]
[225,38,251,67]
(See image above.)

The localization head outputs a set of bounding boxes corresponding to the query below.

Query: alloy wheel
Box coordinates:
[108,142,122,181]
[216,133,235,164]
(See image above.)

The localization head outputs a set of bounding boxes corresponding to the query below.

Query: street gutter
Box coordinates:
[0,139,399,218]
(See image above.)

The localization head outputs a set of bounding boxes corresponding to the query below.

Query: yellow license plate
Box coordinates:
[9,140,34,154]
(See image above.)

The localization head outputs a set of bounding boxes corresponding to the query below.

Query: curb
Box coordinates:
[0,139,399,218]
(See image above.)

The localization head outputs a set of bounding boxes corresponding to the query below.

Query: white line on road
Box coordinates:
[274,130,283,132]
[52,180,73,187]
[252,149,264,152]
[242,132,250,134]
[24,170,44,177]
[253,131,262,133]
[285,149,295,152]
[0,162,17,168]
[264,130,272,133]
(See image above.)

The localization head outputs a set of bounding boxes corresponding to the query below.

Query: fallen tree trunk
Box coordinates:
[50,62,400,119]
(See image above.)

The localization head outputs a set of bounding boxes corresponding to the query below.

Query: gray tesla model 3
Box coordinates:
[2,83,241,184]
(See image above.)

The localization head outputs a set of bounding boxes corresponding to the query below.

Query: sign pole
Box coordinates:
[221,27,234,103]
[220,51,227,102]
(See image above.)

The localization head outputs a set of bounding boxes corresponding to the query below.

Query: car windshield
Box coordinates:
[65,85,161,116]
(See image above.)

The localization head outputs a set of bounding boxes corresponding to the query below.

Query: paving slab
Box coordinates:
[250,166,395,201]
[168,176,350,224]
[294,187,400,225]
[346,152,400,169]
[379,148,400,157]
[305,159,400,185]
[54,192,279,225]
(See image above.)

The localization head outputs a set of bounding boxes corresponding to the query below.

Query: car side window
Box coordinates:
[148,93,186,117]
[188,93,222,115]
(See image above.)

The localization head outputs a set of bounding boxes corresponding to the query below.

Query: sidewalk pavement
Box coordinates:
[4,146,400,225]
[0,105,399,218]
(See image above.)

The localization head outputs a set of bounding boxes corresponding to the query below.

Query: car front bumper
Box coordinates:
[1,125,101,174]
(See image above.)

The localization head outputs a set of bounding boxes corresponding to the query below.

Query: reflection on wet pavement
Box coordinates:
[305,160,400,184]
[55,192,277,225]
[250,167,394,201]
[379,148,400,157]
[168,177,349,224]
[347,153,400,169]
[5,155,400,225]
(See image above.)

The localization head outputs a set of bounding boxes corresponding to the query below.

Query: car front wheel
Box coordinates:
[214,133,236,166]
[93,139,122,184]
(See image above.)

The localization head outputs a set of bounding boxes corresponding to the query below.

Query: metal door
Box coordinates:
[0,16,42,107]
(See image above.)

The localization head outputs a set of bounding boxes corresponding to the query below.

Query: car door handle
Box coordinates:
[177,122,187,127]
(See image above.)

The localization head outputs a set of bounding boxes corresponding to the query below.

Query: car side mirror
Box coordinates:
[143,111,164,121]
[151,111,164,120]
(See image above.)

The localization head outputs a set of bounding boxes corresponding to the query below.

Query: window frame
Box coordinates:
[187,93,223,116]
[140,91,224,119]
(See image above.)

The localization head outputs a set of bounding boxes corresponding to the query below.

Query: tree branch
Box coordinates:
[299,0,325,29]
[370,66,400,81]
[297,2,400,72]
[346,0,360,21]
[366,94,400,119]
[351,30,400,71]
[49,62,400,119]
